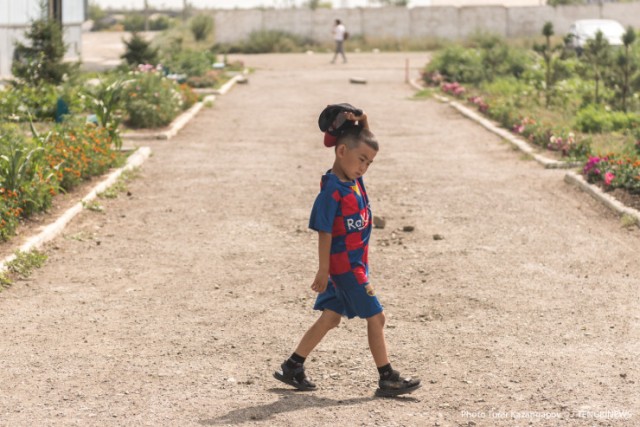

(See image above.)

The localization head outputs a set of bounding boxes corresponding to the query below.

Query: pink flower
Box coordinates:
[604,172,615,186]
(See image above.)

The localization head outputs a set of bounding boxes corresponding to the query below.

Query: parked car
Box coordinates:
[566,19,626,53]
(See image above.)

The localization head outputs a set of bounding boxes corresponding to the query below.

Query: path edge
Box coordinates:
[0,146,152,273]
[408,78,639,225]
[408,78,581,170]
[122,95,216,141]
[564,171,640,224]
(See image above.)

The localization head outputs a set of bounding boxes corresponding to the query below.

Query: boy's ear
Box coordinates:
[336,144,346,157]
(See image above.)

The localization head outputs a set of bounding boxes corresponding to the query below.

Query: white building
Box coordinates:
[0,0,86,78]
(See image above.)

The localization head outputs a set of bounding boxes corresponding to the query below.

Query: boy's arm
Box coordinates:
[311,231,332,293]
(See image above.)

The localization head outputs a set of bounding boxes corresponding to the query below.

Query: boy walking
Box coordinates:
[273,104,421,397]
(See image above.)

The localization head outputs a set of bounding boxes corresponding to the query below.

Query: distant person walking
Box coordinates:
[331,19,347,64]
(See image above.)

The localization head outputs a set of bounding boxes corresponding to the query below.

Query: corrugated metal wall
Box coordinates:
[0,1,43,26]
[1,0,85,77]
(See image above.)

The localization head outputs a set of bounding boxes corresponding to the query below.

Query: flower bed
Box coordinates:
[0,122,120,241]
[423,31,640,214]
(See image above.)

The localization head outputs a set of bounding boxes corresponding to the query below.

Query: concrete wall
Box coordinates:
[212,3,640,44]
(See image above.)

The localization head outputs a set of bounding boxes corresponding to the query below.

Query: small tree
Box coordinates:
[190,14,214,42]
[121,32,159,66]
[617,26,636,112]
[11,2,72,85]
[582,30,611,105]
[533,22,561,108]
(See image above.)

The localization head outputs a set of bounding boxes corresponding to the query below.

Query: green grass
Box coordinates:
[621,213,639,228]
[0,249,49,290]
[98,168,139,199]
[83,200,104,213]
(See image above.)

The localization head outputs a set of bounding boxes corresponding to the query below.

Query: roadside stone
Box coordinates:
[433,234,445,240]
[373,216,386,229]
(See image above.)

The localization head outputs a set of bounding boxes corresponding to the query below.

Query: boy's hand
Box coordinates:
[311,270,329,293]
[344,111,369,130]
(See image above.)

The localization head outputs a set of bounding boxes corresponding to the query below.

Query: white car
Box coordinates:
[567,19,626,52]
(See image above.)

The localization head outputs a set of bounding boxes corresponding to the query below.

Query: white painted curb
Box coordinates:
[122,95,216,141]
[0,146,152,272]
[564,171,640,223]
[193,69,249,96]
[122,69,249,140]
[409,79,581,170]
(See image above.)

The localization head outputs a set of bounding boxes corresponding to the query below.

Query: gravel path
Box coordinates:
[1,52,638,427]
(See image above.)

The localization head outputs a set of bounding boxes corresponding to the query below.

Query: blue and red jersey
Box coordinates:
[309,171,372,286]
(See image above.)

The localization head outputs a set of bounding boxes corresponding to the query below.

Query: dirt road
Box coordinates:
[1,52,638,426]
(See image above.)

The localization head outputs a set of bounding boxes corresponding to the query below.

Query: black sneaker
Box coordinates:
[375,370,421,397]
[273,361,317,391]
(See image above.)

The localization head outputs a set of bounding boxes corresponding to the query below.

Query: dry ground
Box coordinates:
[1,50,639,427]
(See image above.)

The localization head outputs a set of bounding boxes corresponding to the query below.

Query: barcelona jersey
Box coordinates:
[309,171,371,286]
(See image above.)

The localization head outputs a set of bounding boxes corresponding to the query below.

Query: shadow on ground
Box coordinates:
[199,388,392,425]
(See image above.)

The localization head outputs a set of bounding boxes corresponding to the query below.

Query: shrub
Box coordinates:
[163,49,216,78]
[45,122,118,191]
[121,32,159,67]
[575,105,640,133]
[123,69,184,128]
[0,125,56,238]
[190,14,214,42]
[186,70,221,88]
[584,155,640,194]
[223,30,311,54]
[0,83,59,121]
[424,45,485,85]
[150,15,172,31]
[11,13,74,85]
[123,14,146,32]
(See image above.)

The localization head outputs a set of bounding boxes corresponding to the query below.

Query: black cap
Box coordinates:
[318,103,363,146]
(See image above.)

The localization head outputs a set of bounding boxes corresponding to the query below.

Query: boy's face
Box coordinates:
[336,142,377,181]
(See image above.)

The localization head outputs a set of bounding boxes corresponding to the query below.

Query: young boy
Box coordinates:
[274,104,421,397]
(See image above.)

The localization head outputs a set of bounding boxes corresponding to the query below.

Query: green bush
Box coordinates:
[150,15,172,31]
[575,105,640,133]
[123,71,183,128]
[123,14,146,32]
[0,83,59,121]
[0,120,117,240]
[12,15,74,85]
[424,45,485,84]
[222,30,311,54]
[186,70,221,88]
[162,49,216,77]
[190,14,214,42]
[45,121,118,191]
[121,32,159,66]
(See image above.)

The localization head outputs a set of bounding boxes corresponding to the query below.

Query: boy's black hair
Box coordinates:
[336,127,379,152]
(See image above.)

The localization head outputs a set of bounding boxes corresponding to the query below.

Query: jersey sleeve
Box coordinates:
[309,188,340,233]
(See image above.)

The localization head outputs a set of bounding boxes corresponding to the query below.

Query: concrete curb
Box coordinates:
[409,79,581,170]
[564,171,640,223]
[193,69,250,96]
[121,95,216,141]
[0,146,152,273]
[123,69,249,140]
[410,78,639,224]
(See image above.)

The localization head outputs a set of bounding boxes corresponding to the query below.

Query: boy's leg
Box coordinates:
[274,309,341,391]
[295,309,342,357]
[367,311,390,367]
[366,311,421,397]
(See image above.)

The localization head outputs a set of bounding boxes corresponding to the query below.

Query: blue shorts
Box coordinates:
[314,278,383,319]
